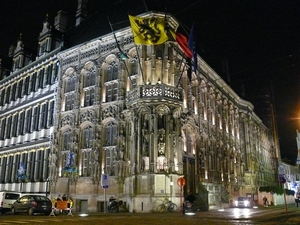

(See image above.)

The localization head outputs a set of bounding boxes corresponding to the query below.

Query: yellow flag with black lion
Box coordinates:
[129,15,168,45]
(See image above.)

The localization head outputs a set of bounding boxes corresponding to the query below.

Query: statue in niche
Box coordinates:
[157,133,165,156]
[49,152,57,167]
[157,155,167,171]
[141,121,150,172]
[142,121,149,155]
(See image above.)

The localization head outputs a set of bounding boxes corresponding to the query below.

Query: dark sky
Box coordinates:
[1,0,300,164]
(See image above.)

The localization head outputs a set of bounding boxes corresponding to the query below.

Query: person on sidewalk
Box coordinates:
[185,191,196,211]
[263,196,268,207]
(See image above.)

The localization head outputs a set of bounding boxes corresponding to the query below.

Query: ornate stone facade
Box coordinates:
[0,10,278,213]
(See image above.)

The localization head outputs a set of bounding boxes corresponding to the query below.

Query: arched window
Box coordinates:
[84,66,96,87]
[83,65,96,107]
[64,72,76,111]
[106,61,118,82]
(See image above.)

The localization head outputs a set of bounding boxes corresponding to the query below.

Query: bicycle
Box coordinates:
[156,199,178,212]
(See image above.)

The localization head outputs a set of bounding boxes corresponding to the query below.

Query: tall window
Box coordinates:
[105,121,117,146]
[48,101,54,126]
[35,150,44,181]
[18,111,25,135]
[32,106,40,131]
[27,152,36,182]
[12,114,19,137]
[46,65,53,85]
[0,118,6,140]
[38,69,44,89]
[23,76,30,95]
[25,108,32,133]
[66,76,76,92]
[17,79,23,99]
[5,116,12,139]
[40,103,48,129]
[30,72,37,92]
[83,65,96,107]
[63,129,71,151]
[84,66,96,87]
[82,151,91,176]
[0,157,7,182]
[0,89,5,106]
[106,83,118,102]
[6,156,13,183]
[64,74,76,111]
[5,86,11,104]
[84,89,95,107]
[11,83,17,101]
[65,94,75,111]
[83,126,93,148]
[106,62,118,81]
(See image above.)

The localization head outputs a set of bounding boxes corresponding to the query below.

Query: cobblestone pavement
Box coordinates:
[1,204,300,225]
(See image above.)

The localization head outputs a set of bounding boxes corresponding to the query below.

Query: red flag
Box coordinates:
[169,30,192,58]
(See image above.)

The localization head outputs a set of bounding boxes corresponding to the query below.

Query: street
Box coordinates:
[1,204,300,225]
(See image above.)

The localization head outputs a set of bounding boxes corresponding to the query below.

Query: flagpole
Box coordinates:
[176,61,187,88]
[135,45,145,85]
[107,17,133,87]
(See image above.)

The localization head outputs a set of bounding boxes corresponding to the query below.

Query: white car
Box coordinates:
[235,197,250,208]
[0,191,21,214]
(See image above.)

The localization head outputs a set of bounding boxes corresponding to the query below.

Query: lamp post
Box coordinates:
[45,177,50,197]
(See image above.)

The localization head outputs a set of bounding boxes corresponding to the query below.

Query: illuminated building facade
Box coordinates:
[0,3,278,213]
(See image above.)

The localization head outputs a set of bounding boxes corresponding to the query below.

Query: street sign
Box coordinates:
[101,174,109,189]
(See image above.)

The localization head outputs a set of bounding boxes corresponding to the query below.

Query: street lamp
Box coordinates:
[45,177,50,197]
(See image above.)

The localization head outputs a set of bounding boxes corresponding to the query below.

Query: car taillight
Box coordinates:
[32,201,37,207]
[1,201,3,207]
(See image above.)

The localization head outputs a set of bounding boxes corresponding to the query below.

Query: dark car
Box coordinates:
[11,195,52,215]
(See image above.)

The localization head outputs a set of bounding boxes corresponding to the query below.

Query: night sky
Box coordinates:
[1,0,300,164]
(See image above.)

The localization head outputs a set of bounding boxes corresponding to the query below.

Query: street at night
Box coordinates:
[1,204,300,225]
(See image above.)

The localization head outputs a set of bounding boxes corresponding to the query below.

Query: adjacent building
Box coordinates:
[0,2,279,212]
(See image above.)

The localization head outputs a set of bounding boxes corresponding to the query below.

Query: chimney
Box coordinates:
[54,10,68,32]
[76,0,88,26]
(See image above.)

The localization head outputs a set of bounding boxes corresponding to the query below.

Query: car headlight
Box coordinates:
[235,201,238,206]
[244,200,249,206]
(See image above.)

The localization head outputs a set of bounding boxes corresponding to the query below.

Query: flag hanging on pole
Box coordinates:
[188,23,197,73]
[129,15,169,45]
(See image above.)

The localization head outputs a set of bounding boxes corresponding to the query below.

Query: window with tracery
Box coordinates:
[106,83,118,102]
[63,129,71,151]
[64,73,76,111]
[105,122,117,146]
[83,126,93,148]
[81,150,91,176]
[106,61,118,81]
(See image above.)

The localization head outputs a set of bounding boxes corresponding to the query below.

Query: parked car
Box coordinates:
[0,191,21,214]
[234,197,250,208]
[11,195,52,215]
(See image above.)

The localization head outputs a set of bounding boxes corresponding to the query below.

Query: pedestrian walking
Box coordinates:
[263,196,268,207]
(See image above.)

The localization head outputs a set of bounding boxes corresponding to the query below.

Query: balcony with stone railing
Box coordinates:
[126,85,183,105]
